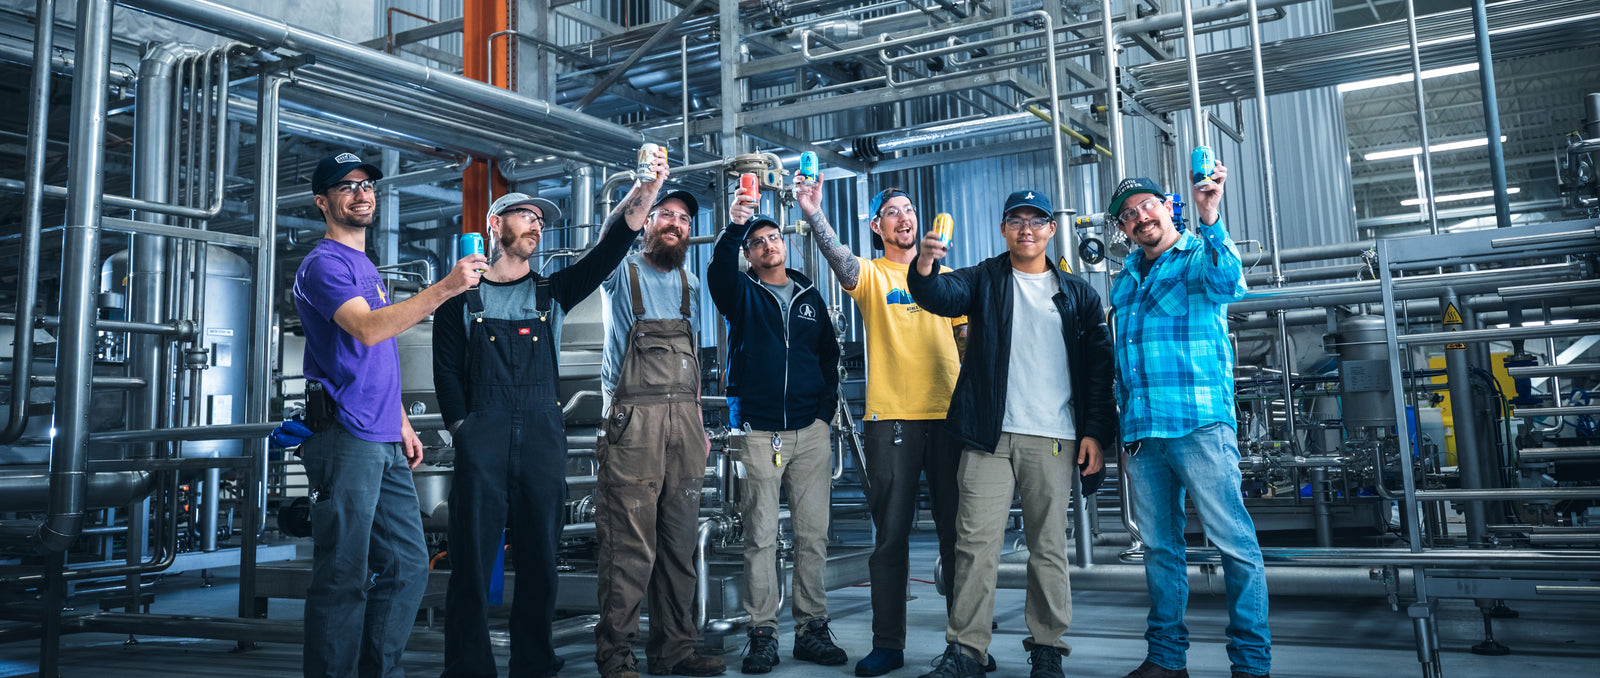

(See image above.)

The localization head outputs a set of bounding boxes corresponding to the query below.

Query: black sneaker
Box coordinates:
[917,643,984,678]
[1028,646,1064,678]
[741,626,780,674]
[794,619,848,666]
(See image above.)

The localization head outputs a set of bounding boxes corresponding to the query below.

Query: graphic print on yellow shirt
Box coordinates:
[845,257,965,421]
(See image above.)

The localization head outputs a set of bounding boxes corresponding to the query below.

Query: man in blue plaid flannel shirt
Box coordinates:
[1107,165,1272,678]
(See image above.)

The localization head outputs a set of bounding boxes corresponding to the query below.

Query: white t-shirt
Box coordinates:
[1001,269,1076,440]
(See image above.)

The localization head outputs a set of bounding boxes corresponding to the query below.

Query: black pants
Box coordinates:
[443,408,568,678]
[862,419,962,650]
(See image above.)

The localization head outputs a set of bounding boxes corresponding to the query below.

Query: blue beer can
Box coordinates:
[459,232,484,258]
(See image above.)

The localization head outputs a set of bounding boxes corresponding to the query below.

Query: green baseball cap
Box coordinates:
[1107,177,1165,217]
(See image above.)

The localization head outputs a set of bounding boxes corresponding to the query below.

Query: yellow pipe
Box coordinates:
[1026,105,1114,157]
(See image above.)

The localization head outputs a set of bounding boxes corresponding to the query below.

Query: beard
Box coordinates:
[328,204,375,230]
[642,231,689,270]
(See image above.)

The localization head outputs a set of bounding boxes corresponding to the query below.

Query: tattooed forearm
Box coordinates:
[804,209,859,288]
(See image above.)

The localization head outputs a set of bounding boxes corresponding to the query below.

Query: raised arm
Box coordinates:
[794,176,860,289]
[312,249,480,346]
[905,231,977,318]
[1189,164,1246,304]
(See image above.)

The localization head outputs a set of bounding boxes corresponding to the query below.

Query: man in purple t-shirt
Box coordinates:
[291,151,485,678]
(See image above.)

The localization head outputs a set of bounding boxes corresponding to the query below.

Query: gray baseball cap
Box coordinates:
[488,192,562,223]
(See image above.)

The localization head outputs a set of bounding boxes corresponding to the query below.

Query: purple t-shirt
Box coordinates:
[292,239,402,442]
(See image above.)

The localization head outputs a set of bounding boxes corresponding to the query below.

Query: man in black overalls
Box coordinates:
[432,149,670,678]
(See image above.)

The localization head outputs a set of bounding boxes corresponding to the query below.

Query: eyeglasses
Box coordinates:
[879,205,916,220]
[501,208,545,225]
[1002,216,1053,232]
[1117,196,1164,224]
[328,179,377,195]
[651,209,692,225]
[745,232,784,249]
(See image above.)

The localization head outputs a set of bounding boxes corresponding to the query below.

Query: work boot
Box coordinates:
[1027,646,1064,678]
[917,643,983,678]
[1121,659,1189,678]
[741,627,780,674]
[855,647,904,677]
[649,652,727,676]
[604,654,642,678]
[794,618,848,665]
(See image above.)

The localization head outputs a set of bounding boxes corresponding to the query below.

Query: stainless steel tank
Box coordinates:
[104,245,251,457]
[1335,314,1395,432]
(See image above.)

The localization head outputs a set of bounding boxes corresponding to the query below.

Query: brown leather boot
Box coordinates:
[649,653,727,676]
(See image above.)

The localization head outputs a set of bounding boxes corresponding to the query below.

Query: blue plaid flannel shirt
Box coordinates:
[1110,217,1248,442]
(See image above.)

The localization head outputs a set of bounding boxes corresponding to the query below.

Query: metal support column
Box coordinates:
[1,0,55,446]
[718,0,741,157]
[241,73,286,633]
[1403,0,1439,235]
[41,1,115,673]
[1470,0,1511,229]
[1443,289,1487,547]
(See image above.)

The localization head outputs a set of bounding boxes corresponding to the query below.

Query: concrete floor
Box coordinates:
[3,530,1597,677]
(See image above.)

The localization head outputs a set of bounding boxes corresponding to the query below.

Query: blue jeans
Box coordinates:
[301,423,429,678]
[1127,422,1270,675]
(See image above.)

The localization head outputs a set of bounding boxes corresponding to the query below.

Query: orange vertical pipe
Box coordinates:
[461,0,510,234]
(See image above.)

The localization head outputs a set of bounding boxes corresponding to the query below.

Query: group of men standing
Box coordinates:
[289,147,1271,678]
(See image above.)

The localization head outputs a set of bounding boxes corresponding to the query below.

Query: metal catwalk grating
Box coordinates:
[1125,0,1600,114]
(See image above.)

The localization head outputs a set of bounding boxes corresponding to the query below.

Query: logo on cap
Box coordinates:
[335,152,361,164]
[1025,192,1034,200]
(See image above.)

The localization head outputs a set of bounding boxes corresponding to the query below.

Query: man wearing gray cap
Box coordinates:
[431,149,670,678]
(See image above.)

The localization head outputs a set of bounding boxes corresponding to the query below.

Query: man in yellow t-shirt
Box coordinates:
[795,181,968,677]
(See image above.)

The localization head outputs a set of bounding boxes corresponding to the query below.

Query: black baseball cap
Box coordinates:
[652,190,700,217]
[311,151,384,194]
[1107,177,1165,217]
[1002,190,1052,219]
[868,188,910,250]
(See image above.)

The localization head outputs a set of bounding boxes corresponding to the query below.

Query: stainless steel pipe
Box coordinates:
[39,0,114,554]
[2,0,56,446]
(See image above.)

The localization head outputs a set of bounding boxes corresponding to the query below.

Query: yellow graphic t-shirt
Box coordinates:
[845,257,966,421]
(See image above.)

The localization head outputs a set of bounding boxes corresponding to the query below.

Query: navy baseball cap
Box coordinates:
[311,151,383,194]
[867,188,910,250]
[742,214,782,246]
[1002,190,1052,219]
[652,189,700,217]
[1107,177,1165,217]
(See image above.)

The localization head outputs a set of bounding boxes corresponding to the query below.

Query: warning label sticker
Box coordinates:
[1442,303,1463,325]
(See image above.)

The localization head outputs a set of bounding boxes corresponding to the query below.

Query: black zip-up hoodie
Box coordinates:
[907,251,1116,468]
[708,218,840,432]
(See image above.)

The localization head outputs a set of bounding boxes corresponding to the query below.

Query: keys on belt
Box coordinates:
[771,433,783,467]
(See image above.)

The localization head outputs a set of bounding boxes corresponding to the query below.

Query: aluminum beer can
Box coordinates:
[739,173,759,203]
[637,143,663,182]
[459,232,484,259]
[933,212,954,248]
[797,151,820,183]
[1191,145,1216,186]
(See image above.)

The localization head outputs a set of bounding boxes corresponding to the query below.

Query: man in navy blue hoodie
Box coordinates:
[709,192,845,674]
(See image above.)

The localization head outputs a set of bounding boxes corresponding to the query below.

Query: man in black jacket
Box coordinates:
[430,151,666,678]
[905,190,1114,678]
[709,194,846,674]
